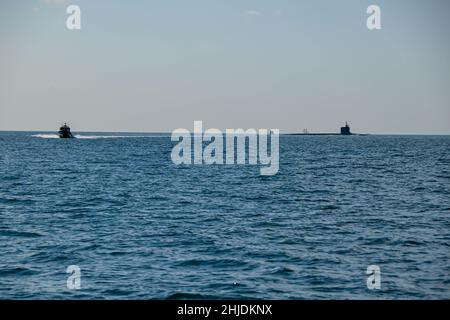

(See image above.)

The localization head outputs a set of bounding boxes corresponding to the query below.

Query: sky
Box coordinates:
[1,0,449,134]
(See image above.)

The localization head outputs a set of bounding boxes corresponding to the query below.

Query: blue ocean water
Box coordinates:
[0,132,449,299]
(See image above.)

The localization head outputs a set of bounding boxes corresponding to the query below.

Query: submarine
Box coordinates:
[290,123,365,136]
[340,122,352,135]
[58,123,74,138]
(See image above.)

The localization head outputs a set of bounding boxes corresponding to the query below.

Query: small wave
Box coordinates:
[100,288,135,297]
[165,292,208,300]
[269,266,295,275]
[0,198,35,205]
[403,239,423,247]
[0,266,38,276]
[0,230,42,238]
[174,258,242,268]
[320,204,340,210]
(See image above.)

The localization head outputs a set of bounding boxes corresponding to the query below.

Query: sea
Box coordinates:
[0,131,449,299]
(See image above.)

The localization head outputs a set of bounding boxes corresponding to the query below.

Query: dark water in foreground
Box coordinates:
[0,132,449,299]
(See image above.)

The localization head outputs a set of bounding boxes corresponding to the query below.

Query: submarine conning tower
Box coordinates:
[340,122,351,135]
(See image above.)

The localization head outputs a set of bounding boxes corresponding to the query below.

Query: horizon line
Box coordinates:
[1,130,450,136]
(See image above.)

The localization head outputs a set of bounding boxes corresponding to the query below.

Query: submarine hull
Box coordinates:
[58,131,74,138]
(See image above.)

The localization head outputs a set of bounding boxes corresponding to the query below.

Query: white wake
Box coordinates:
[32,134,169,139]
[31,134,60,139]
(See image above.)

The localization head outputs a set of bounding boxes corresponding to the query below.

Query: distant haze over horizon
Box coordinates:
[1,0,450,134]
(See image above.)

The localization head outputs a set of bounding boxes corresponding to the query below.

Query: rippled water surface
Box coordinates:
[0,132,449,299]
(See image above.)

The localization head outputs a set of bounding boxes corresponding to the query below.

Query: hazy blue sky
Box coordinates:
[1,0,449,133]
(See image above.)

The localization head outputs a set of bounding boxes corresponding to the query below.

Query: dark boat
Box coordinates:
[58,123,74,138]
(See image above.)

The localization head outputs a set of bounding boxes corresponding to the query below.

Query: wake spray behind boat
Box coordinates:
[58,123,74,138]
